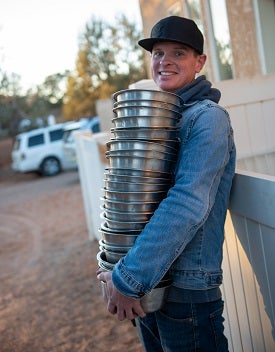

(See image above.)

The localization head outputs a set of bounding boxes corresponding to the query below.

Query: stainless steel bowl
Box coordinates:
[97,250,116,271]
[101,197,159,213]
[111,127,180,142]
[113,99,182,113]
[99,239,132,252]
[102,249,127,264]
[112,115,179,129]
[104,179,170,193]
[100,222,142,234]
[104,172,172,185]
[101,205,154,222]
[105,167,172,179]
[112,89,183,107]
[99,227,139,246]
[140,277,173,313]
[113,106,181,120]
[106,155,176,173]
[102,188,167,202]
[106,139,177,154]
[101,212,149,231]
[106,149,177,162]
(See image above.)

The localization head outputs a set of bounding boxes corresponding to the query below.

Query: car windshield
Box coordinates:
[13,138,21,151]
[63,130,76,144]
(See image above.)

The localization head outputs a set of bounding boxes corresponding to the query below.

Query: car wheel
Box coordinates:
[40,157,61,176]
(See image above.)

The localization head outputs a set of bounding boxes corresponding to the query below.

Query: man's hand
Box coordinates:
[97,269,146,321]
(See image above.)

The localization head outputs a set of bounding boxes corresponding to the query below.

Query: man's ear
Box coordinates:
[196,54,207,73]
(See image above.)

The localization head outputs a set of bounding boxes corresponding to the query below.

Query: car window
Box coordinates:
[49,128,64,142]
[91,121,100,133]
[28,134,45,147]
[63,130,77,143]
[13,138,21,151]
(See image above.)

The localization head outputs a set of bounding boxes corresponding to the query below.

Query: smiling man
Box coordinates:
[97,16,236,352]
[151,41,206,91]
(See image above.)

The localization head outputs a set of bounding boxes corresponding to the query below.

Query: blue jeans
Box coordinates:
[135,299,228,352]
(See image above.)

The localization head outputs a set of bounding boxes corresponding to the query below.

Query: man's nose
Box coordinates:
[160,54,172,65]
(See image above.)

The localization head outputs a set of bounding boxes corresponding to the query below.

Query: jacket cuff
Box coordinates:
[112,259,146,299]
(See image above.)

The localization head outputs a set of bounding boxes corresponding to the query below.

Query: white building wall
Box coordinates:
[131,73,275,176]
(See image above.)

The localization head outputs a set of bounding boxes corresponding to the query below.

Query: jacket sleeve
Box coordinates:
[112,105,232,298]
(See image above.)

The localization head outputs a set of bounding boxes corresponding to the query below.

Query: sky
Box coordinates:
[0,0,142,92]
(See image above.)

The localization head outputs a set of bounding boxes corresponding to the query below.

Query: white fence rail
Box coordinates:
[75,131,109,240]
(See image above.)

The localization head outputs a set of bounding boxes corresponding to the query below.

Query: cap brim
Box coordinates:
[138,38,176,52]
[138,38,202,54]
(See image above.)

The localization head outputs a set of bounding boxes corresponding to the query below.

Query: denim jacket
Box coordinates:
[112,80,236,299]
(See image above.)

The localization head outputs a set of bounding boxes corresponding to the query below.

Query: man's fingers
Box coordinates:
[96,270,146,321]
[96,271,105,281]
[100,281,108,302]
[133,302,146,318]
[107,301,118,315]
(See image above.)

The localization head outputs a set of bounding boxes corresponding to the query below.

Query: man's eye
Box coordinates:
[152,51,163,58]
[175,51,184,57]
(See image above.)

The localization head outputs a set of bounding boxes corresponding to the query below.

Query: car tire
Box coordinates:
[40,157,61,176]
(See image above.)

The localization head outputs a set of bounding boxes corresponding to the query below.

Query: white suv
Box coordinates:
[12,123,67,176]
[62,117,100,170]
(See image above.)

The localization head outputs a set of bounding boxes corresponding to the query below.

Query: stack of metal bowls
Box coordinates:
[97,88,183,312]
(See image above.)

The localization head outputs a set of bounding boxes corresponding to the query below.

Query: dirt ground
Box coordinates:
[0,139,143,352]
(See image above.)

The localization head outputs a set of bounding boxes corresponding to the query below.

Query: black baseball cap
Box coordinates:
[138,16,204,54]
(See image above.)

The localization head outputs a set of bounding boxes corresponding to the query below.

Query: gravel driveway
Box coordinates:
[0,169,142,352]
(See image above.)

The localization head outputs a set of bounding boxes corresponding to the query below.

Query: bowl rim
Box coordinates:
[112,88,183,106]
[100,204,154,216]
[113,104,182,116]
[99,222,142,234]
[106,139,178,152]
[102,187,168,195]
[100,196,161,205]
[112,115,180,121]
[101,212,149,225]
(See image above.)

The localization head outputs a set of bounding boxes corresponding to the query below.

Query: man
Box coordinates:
[97,16,235,351]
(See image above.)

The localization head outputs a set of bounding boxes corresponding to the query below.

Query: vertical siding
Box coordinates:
[216,74,275,162]
[222,172,275,351]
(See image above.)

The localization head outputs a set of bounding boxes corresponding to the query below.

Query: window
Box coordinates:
[208,0,233,80]
[91,121,100,133]
[13,138,21,151]
[253,0,275,74]
[63,130,76,144]
[49,128,64,142]
[168,1,182,16]
[28,134,44,147]
[171,0,234,81]
[184,0,202,27]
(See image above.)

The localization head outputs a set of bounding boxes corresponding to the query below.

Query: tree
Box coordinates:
[0,69,70,136]
[26,71,70,120]
[216,40,233,80]
[0,70,27,136]
[40,71,70,106]
[63,15,147,120]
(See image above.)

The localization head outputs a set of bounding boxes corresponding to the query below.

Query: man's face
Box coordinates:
[151,42,206,92]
